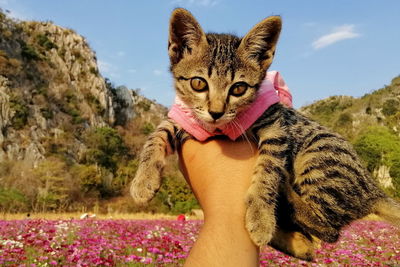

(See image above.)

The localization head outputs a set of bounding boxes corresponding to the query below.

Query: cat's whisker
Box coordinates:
[231,118,254,153]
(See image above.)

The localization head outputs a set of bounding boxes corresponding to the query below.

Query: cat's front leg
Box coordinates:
[130,119,180,204]
[245,148,287,246]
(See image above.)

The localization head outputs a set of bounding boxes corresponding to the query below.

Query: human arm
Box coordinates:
[179,137,259,267]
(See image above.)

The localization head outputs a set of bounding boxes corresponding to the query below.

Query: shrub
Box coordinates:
[153,175,199,214]
[9,94,29,129]
[141,122,155,135]
[85,93,104,114]
[40,107,53,119]
[382,99,399,116]
[72,164,102,194]
[89,67,98,75]
[113,160,139,194]
[36,34,58,50]
[137,100,151,111]
[20,42,40,60]
[0,187,27,213]
[335,112,352,127]
[353,126,400,196]
[83,127,128,171]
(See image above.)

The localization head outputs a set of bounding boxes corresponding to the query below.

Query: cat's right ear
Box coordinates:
[238,16,282,70]
[168,8,207,65]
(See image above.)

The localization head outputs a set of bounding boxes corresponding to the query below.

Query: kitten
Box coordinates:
[130,8,400,261]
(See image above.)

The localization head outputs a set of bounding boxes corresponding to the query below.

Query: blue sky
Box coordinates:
[1,0,400,108]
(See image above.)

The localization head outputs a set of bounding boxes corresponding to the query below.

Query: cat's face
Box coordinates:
[168,8,281,127]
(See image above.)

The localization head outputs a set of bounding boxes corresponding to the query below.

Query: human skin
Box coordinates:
[179,137,259,267]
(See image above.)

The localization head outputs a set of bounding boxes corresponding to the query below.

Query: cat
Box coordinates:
[130,8,400,261]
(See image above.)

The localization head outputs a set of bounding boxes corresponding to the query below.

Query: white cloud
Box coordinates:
[312,24,361,50]
[171,0,219,7]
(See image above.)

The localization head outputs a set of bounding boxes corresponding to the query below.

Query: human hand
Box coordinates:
[179,137,259,267]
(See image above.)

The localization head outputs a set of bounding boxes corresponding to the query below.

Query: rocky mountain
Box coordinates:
[0,11,166,167]
[0,10,178,213]
[300,76,400,197]
[300,76,400,140]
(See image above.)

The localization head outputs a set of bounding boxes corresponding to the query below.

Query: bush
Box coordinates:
[137,100,151,111]
[36,34,58,50]
[353,126,400,196]
[72,164,102,194]
[141,122,155,135]
[9,94,29,129]
[83,127,128,171]
[20,42,40,60]
[0,187,27,213]
[113,160,138,194]
[153,175,199,214]
[335,112,352,127]
[382,99,399,116]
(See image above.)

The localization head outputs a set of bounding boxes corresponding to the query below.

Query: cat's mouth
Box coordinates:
[201,116,233,129]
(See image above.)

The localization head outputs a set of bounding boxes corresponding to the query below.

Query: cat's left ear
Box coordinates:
[168,8,207,65]
[238,16,282,70]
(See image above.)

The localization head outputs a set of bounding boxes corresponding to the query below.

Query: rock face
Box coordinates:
[374,165,394,189]
[0,12,165,167]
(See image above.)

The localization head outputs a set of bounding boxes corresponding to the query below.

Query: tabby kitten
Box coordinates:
[130,8,400,261]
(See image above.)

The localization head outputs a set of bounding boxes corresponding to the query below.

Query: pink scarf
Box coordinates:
[168,71,293,141]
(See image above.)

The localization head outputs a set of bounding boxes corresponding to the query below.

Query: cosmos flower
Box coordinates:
[0,219,398,266]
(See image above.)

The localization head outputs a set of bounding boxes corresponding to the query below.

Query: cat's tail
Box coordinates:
[372,197,400,227]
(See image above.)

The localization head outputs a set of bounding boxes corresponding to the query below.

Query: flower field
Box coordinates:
[0,219,399,266]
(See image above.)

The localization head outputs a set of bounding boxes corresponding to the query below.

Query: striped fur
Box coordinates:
[131,8,400,261]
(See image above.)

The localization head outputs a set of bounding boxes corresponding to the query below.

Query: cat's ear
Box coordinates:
[238,16,282,70]
[168,8,207,65]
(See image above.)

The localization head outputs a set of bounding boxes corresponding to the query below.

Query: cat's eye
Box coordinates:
[230,82,248,96]
[190,77,208,92]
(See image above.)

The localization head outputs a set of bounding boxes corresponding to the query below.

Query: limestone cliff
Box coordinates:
[0,11,166,168]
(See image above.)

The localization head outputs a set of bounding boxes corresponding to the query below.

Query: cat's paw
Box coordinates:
[245,194,276,246]
[270,231,315,261]
[130,164,162,205]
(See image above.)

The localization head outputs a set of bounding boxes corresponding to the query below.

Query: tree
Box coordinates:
[83,127,128,171]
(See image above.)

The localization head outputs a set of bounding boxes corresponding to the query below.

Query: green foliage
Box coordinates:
[0,187,27,212]
[36,34,58,50]
[20,41,40,60]
[33,159,74,211]
[83,127,128,172]
[353,126,400,196]
[59,89,85,124]
[153,175,199,214]
[85,93,104,115]
[9,94,29,129]
[141,122,155,135]
[89,67,98,75]
[311,97,353,117]
[382,99,399,117]
[137,100,151,111]
[113,160,139,194]
[72,164,102,194]
[40,107,53,119]
[335,112,353,128]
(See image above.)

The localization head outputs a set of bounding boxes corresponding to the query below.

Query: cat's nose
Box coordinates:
[209,111,224,120]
